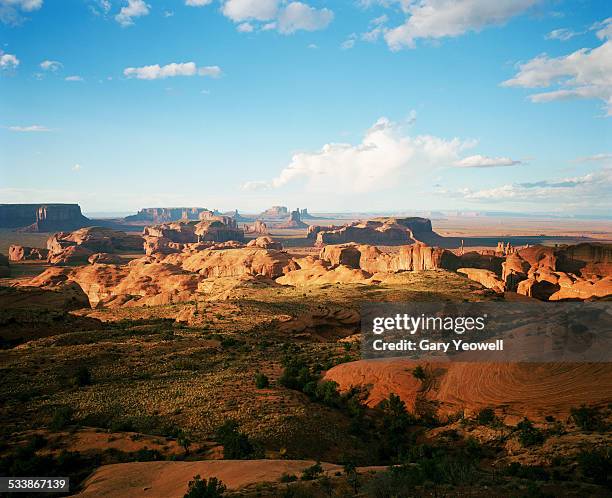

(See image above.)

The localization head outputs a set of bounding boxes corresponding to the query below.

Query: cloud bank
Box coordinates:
[243,117,519,194]
[123,62,222,80]
[503,18,612,116]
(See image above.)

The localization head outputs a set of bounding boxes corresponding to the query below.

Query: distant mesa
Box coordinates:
[124,207,212,223]
[276,209,309,229]
[260,205,289,219]
[221,209,253,222]
[0,203,90,232]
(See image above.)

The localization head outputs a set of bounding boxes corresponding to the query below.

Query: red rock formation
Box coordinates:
[88,253,124,265]
[8,245,49,262]
[47,227,143,254]
[247,236,282,250]
[248,220,268,235]
[319,243,446,273]
[502,253,530,291]
[194,219,245,243]
[177,248,298,279]
[48,245,94,265]
[457,268,505,293]
[276,209,308,229]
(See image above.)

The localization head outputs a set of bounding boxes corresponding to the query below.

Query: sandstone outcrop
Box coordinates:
[194,218,245,243]
[325,360,612,421]
[457,268,505,293]
[247,236,282,250]
[8,245,49,262]
[307,224,345,240]
[142,219,245,255]
[48,245,94,265]
[177,248,298,279]
[25,245,300,307]
[0,203,90,232]
[247,220,268,234]
[88,252,124,265]
[47,227,143,255]
[277,259,370,286]
[500,243,612,300]
[319,243,447,273]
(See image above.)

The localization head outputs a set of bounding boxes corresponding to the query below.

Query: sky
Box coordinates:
[0,0,610,216]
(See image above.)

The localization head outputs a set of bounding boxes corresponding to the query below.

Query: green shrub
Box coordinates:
[279,473,298,483]
[255,373,269,389]
[577,448,611,486]
[50,406,74,430]
[476,407,496,426]
[183,475,226,498]
[412,365,426,381]
[300,461,323,481]
[516,418,545,447]
[215,420,255,459]
[570,405,606,431]
[506,462,549,481]
[74,366,92,386]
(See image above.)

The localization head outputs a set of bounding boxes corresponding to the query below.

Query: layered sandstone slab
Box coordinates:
[325,359,612,421]
[77,460,381,498]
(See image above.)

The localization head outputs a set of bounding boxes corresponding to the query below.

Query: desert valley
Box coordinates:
[2,1,611,496]
[0,202,610,497]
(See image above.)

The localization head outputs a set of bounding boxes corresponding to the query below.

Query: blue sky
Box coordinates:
[0,0,610,215]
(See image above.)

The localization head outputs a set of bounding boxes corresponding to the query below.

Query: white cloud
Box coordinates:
[573,153,612,163]
[221,0,278,22]
[277,2,333,34]
[237,22,254,32]
[545,28,580,41]
[449,169,612,210]
[40,59,62,71]
[0,0,43,24]
[341,33,357,50]
[163,10,174,17]
[307,43,318,49]
[383,0,539,51]
[8,124,51,132]
[65,75,84,81]
[185,0,212,6]
[454,154,521,168]
[502,21,612,116]
[123,62,221,80]
[243,117,489,194]
[115,0,150,27]
[72,163,82,172]
[0,51,19,69]
[591,17,612,41]
[221,0,332,35]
